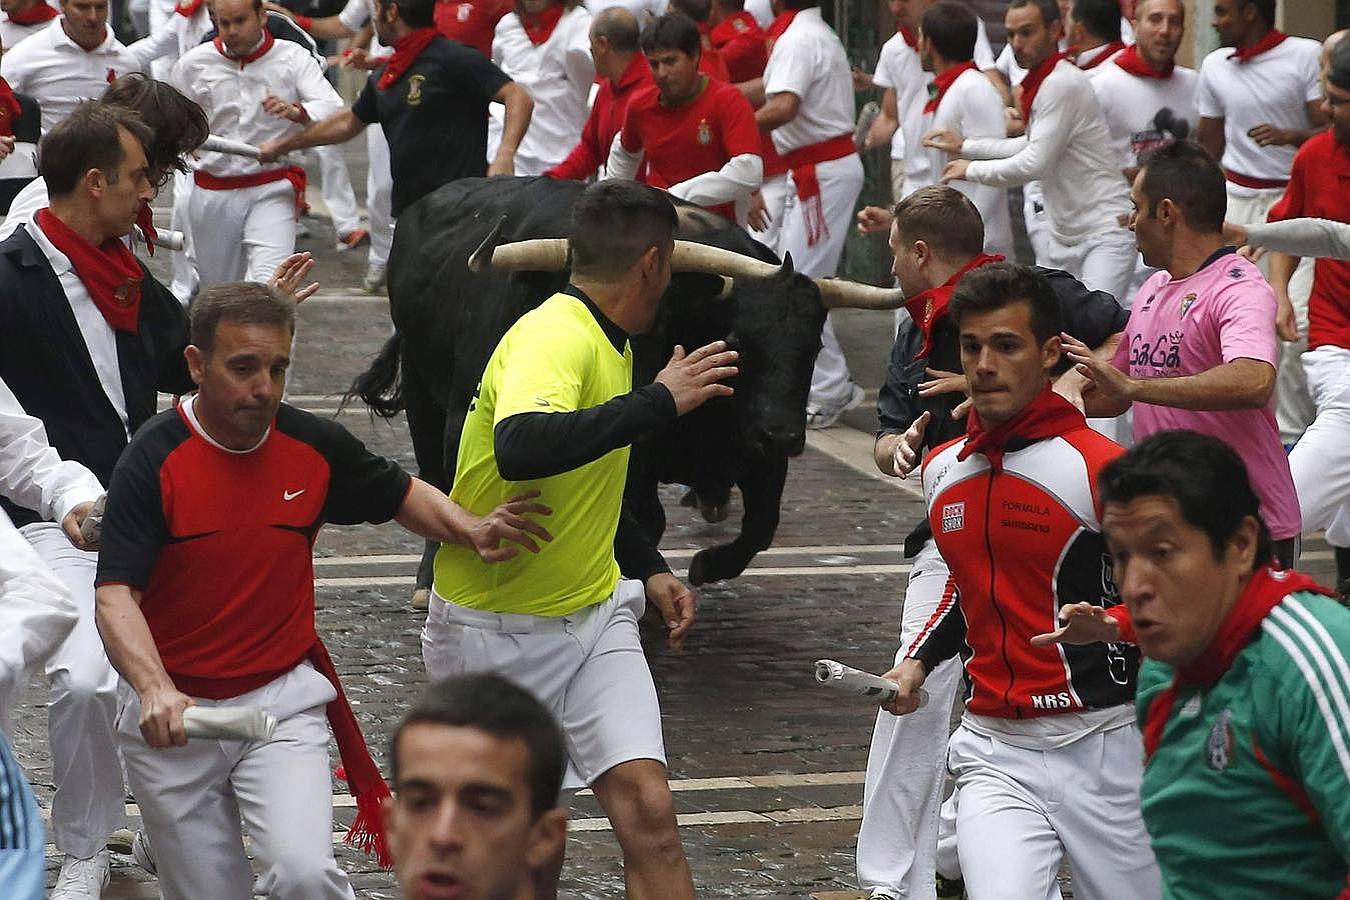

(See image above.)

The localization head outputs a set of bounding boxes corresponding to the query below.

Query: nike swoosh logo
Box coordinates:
[283,489,305,501]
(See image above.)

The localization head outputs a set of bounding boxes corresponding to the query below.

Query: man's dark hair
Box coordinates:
[1139,140,1226,233]
[1241,0,1276,31]
[592,6,640,54]
[40,102,155,197]
[378,0,435,29]
[390,674,566,816]
[778,0,819,11]
[949,262,1063,345]
[190,282,296,354]
[570,180,677,282]
[1071,0,1121,42]
[920,1,977,62]
[669,0,711,23]
[1098,430,1274,570]
[712,0,745,12]
[891,185,985,261]
[640,11,701,57]
[1329,37,1350,92]
[101,75,209,180]
[1009,0,1061,26]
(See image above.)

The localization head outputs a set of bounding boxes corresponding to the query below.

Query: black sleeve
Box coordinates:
[907,577,967,672]
[296,412,413,525]
[876,318,923,436]
[615,505,671,582]
[144,275,192,395]
[14,94,39,144]
[352,75,380,124]
[458,44,512,100]
[493,384,677,481]
[1039,266,1129,351]
[94,437,171,590]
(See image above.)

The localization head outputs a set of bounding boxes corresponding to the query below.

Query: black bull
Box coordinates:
[351,176,841,587]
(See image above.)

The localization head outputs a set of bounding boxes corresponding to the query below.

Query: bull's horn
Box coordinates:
[467,216,507,273]
[670,242,781,279]
[815,278,907,310]
[470,234,570,273]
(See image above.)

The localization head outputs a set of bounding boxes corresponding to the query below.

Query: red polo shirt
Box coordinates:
[709,11,767,83]
[434,0,512,57]
[546,52,654,182]
[1267,130,1350,351]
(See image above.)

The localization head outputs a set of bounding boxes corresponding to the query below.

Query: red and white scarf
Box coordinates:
[36,208,143,334]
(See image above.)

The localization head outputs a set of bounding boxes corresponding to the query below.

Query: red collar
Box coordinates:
[377,26,438,89]
[1019,50,1068,125]
[614,49,651,92]
[6,2,57,26]
[765,8,798,44]
[1229,29,1287,63]
[174,0,204,17]
[923,60,977,114]
[521,3,562,45]
[36,208,143,334]
[709,10,760,46]
[902,253,1002,357]
[213,29,275,66]
[1112,43,1173,79]
[1074,39,1125,69]
[897,24,916,49]
[958,386,1085,473]
[0,78,22,138]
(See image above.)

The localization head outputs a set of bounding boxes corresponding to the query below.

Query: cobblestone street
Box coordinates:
[13,168,1341,898]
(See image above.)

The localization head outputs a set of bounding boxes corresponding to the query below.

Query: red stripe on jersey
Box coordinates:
[1252,733,1321,826]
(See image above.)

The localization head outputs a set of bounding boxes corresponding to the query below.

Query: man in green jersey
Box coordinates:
[1036,430,1350,899]
[422,180,738,899]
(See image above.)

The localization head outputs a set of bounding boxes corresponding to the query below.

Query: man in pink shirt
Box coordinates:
[1063,140,1301,567]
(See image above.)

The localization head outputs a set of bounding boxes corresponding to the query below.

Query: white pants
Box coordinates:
[1040,226,1137,305]
[310,145,362,237]
[189,179,297,289]
[756,172,789,257]
[21,522,123,860]
[857,540,964,899]
[1227,183,1316,443]
[947,723,1161,900]
[1290,346,1350,546]
[116,664,354,900]
[779,153,864,407]
[422,580,665,791]
[169,169,198,305]
[1023,183,1057,268]
[365,126,395,270]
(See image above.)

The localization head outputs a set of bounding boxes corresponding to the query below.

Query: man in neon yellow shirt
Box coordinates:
[424,180,739,899]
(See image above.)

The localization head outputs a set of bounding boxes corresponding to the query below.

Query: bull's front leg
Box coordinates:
[687,454,788,585]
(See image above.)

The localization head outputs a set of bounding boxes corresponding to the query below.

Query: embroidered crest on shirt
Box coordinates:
[1179,292,1198,318]
[406,74,426,105]
[1207,708,1234,771]
[457,2,471,20]
[696,119,712,146]
[1228,267,1244,280]
[941,502,965,533]
[732,16,746,31]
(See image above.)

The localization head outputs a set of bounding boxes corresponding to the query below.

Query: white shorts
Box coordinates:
[423,579,666,791]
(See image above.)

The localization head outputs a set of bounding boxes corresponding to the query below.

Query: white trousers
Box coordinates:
[1023,183,1057,268]
[857,540,963,899]
[117,664,354,900]
[309,145,362,237]
[21,521,123,860]
[1039,226,1137,306]
[779,153,864,407]
[756,172,789,257]
[947,723,1161,900]
[365,125,395,270]
[169,169,198,305]
[189,179,297,289]
[422,580,666,791]
[1290,346,1350,546]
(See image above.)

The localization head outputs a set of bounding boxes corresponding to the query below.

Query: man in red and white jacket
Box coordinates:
[883,262,1162,900]
[170,0,342,289]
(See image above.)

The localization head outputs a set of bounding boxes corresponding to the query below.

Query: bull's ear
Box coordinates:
[776,253,795,279]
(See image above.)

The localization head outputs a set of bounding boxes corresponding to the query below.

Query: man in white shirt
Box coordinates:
[1066,0,1124,71]
[928,0,1135,303]
[490,0,593,176]
[749,0,863,428]
[171,0,343,288]
[0,0,58,51]
[1194,0,1324,445]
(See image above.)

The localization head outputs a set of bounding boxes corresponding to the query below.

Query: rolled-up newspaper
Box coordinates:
[814,659,928,708]
[202,134,263,159]
[132,226,186,252]
[183,706,278,741]
[78,494,105,545]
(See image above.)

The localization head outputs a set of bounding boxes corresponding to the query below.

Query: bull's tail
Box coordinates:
[344,332,405,419]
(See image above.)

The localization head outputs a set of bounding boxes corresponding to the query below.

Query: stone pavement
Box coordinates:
[13,160,1340,899]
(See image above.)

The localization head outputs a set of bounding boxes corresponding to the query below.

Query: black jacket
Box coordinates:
[0,228,192,527]
[876,265,1129,556]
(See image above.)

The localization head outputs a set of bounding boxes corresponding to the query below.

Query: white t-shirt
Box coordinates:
[1090,60,1197,170]
[0,2,59,53]
[491,6,594,175]
[763,7,854,154]
[871,31,921,166]
[0,18,141,132]
[745,0,771,30]
[339,0,387,52]
[963,59,1130,242]
[1195,36,1322,187]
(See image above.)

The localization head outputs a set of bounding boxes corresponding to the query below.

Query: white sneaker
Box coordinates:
[51,849,110,898]
[805,382,865,429]
[131,830,157,875]
[362,263,387,294]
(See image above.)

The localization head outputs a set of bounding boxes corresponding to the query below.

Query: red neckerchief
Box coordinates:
[36,208,143,334]
[213,28,275,66]
[903,253,1002,356]
[134,201,158,256]
[1112,43,1173,79]
[174,0,203,17]
[957,385,1084,473]
[6,2,56,25]
[521,3,562,45]
[1142,567,1335,761]
[378,26,438,88]
[1019,49,1068,125]
[0,78,21,138]
[1074,39,1125,70]
[709,10,760,48]
[765,8,798,50]
[897,24,916,49]
[1229,29,1287,63]
[924,60,977,114]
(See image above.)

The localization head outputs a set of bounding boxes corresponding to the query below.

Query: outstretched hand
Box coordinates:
[1029,602,1121,647]
[1061,332,1133,401]
[468,490,553,562]
[269,252,319,304]
[655,341,739,415]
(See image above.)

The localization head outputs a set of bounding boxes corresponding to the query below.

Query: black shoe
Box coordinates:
[936,874,966,900]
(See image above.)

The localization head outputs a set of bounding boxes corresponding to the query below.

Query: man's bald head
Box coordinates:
[592,6,640,52]
[1324,29,1349,65]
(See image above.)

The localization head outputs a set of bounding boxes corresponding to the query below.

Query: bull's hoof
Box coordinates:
[700,503,729,524]
[679,488,699,508]
[688,547,751,586]
[410,588,431,611]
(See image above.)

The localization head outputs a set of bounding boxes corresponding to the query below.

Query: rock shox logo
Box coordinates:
[941,501,965,533]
